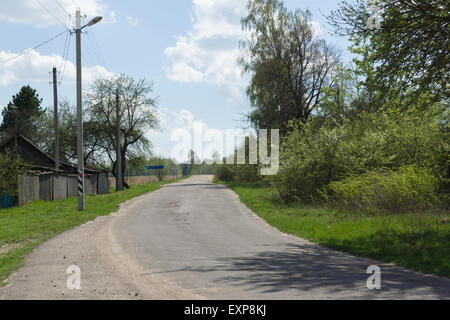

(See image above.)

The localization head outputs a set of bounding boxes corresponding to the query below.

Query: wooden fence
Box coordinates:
[18,172,109,207]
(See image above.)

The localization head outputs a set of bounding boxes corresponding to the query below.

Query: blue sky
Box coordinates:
[0,0,352,161]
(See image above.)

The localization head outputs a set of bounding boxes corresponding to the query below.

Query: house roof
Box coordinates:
[0,134,107,174]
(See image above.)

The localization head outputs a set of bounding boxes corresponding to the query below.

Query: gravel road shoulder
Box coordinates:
[0,189,202,300]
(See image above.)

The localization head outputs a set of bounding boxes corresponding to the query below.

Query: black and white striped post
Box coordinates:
[77,170,84,201]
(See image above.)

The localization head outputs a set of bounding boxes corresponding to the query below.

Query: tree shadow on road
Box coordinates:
[176,243,450,299]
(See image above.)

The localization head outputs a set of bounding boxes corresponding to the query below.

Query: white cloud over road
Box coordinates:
[164,0,325,102]
[0,49,114,86]
[164,0,249,102]
[0,0,115,28]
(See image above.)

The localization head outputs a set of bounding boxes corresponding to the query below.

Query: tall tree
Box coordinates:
[328,0,450,101]
[85,74,160,183]
[240,0,339,134]
[1,85,43,141]
[37,100,103,166]
[317,64,379,126]
[37,100,78,163]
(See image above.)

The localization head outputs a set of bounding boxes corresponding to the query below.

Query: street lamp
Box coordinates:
[75,10,102,211]
[84,16,103,28]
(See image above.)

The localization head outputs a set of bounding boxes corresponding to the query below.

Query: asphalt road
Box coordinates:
[111,175,450,300]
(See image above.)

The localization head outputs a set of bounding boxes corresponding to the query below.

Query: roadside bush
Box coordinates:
[271,121,358,203]
[234,164,261,183]
[214,164,235,182]
[214,135,263,183]
[326,166,440,212]
[271,105,448,204]
[0,150,29,196]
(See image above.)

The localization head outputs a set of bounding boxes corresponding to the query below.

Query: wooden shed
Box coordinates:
[0,134,109,206]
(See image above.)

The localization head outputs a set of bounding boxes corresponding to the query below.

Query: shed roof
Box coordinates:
[0,134,107,174]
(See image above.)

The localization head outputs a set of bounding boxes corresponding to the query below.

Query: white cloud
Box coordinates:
[0,49,114,86]
[166,61,204,83]
[164,0,249,102]
[310,21,323,38]
[126,16,139,27]
[164,0,324,102]
[0,0,115,28]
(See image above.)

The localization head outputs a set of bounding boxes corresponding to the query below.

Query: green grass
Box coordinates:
[221,181,450,278]
[0,178,184,286]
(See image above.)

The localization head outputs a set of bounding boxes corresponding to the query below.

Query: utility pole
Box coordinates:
[72,10,101,211]
[116,88,123,191]
[14,108,18,149]
[15,114,17,148]
[52,67,60,170]
[76,9,85,211]
[10,105,18,149]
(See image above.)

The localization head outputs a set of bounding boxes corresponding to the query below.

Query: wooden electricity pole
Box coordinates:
[52,67,60,170]
[116,88,123,191]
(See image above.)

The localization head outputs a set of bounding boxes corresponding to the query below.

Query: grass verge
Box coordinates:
[221,181,450,278]
[0,178,185,286]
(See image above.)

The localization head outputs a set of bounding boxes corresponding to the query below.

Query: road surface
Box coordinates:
[1,175,449,299]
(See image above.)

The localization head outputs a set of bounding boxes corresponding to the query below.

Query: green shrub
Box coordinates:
[327,166,440,212]
[271,121,357,203]
[272,106,448,204]
[234,164,261,183]
[0,149,29,196]
[214,164,235,182]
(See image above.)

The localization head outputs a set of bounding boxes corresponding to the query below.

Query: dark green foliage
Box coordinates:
[1,86,43,141]
[234,164,260,183]
[214,163,261,183]
[241,0,338,134]
[36,99,77,163]
[0,150,29,196]
[214,164,235,182]
[328,0,450,101]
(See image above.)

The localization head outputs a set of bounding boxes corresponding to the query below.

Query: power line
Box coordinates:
[59,31,73,86]
[85,32,101,65]
[86,31,109,70]
[53,0,70,15]
[90,30,109,70]
[34,0,67,28]
[55,15,71,85]
[81,36,96,67]
[58,29,70,73]
[0,30,68,64]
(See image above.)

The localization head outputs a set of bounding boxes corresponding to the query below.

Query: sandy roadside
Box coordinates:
[0,189,202,300]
